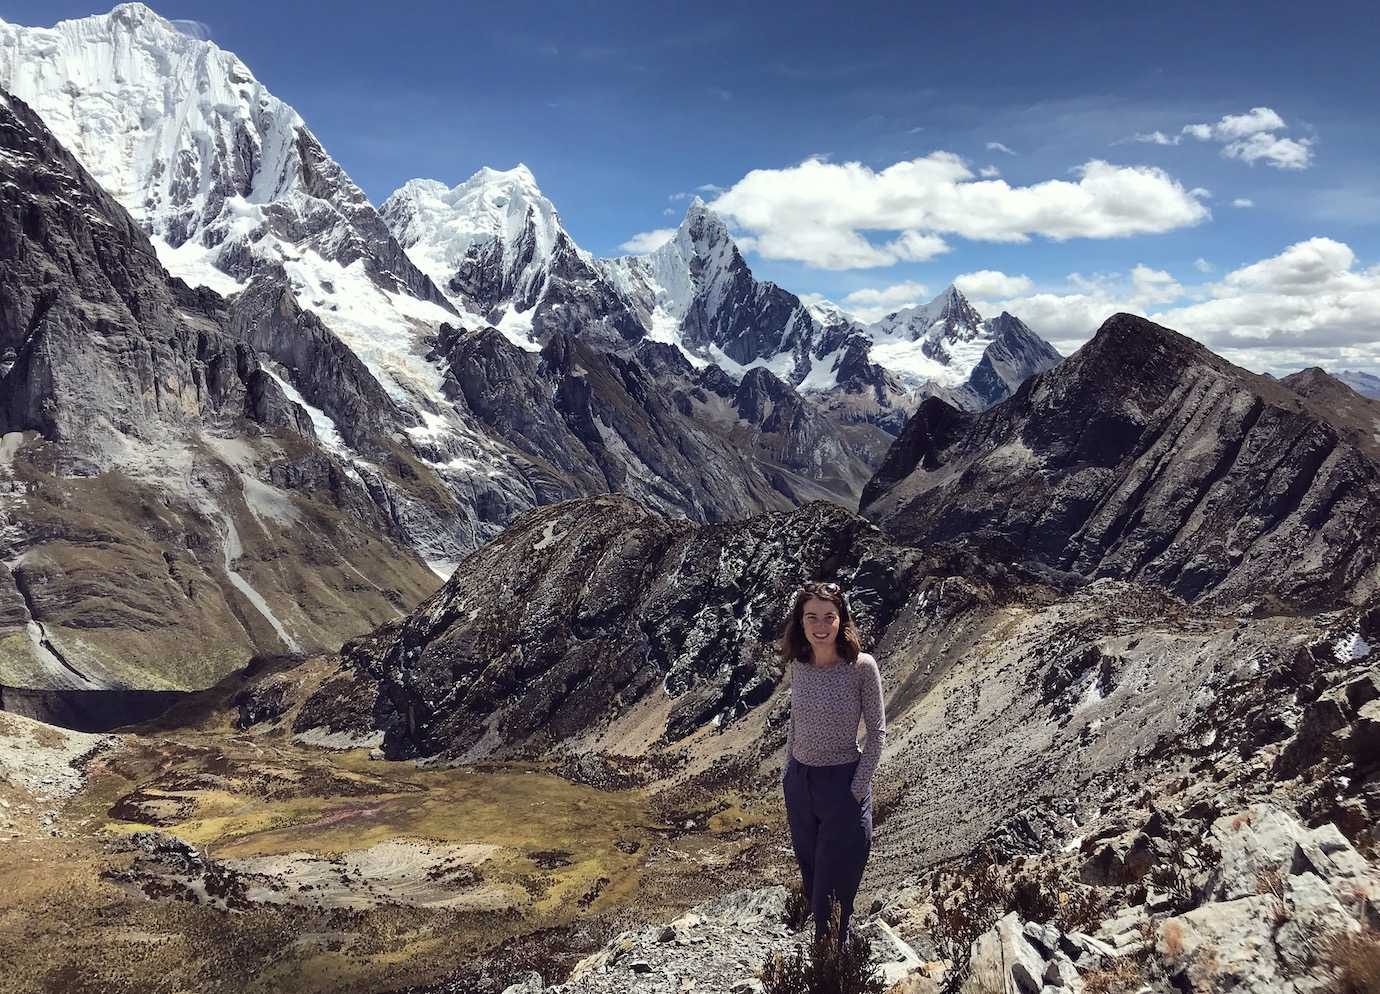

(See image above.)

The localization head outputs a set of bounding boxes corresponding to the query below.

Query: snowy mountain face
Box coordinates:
[864,286,999,392]
[380,154,1063,420]
[0,4,466,407]
[381,167,644,350]
[0,4,562,570]
[0,4,443,297]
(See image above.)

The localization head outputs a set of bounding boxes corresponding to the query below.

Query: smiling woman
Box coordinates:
[774,578,885,949]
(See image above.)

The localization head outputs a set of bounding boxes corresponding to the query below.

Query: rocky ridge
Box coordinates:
[862,312,1380,611]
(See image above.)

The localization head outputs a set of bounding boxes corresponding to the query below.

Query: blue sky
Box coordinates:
[6,1,1380,372]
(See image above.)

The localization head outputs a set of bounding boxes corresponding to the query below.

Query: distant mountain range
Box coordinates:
[5,3,1375,700]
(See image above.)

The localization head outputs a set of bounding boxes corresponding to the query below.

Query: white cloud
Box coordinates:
[707,153,1209,270]
[1222,131,1313,169]
[954,270,1034,298]
[979,165,1001,178]
[1129,107,1314,170]
[975,237,1380,373]
[663,207,676,217]
[1194,258,1215,273]
[1216,237,1357,295]
[1179,106,1314,169]
[1133,130,1183,146]
[840,281,930,323]
[1232,198,1254,208]
[986,141,1017,156]
[696,183,726,194]
[619,228,677,253]
[1208,107,1287,139]
[668,191,690,201]
[1130,263,1183,304]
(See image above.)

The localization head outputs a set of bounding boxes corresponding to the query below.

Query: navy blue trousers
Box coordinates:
[782,754,873,945]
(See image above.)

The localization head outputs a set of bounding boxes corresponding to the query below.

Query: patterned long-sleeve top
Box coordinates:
[784,651,886,800]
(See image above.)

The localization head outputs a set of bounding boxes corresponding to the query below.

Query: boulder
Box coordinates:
[965,912,1047,994]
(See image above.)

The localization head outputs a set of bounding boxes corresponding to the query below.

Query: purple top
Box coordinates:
[785,651,886,800]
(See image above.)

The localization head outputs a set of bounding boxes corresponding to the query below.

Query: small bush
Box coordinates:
[1009,864,1105,934]
[1320,927,1380,994]
[1081,958,1147,994]
[785,877,811,932]
[761,897,886,994]
[1255,867,1289,926]
[931,853,1006,994]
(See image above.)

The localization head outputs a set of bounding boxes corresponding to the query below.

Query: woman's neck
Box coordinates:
[808,645,842,667]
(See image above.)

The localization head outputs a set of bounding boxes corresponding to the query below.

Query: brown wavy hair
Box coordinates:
[776,580,863,665]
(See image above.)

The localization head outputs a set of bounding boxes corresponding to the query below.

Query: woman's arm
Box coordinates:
[783,687,795,776]
[851,654,886,799]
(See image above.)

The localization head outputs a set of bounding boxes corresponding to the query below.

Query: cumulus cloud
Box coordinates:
[979,165,1001,178]
[1194,258,1215,273]
[1130,264,1183,304]
[706,153,1209,270]
[1125,107,1314,170]
[1184,107,1314,169]
[986,141,1017,156]
[1221,132,1313,169]
[972,236,1380,373]
[839,281,930,322]
[1233,198,1254,208]
[619,228,676,253]
[953,270,1034,298]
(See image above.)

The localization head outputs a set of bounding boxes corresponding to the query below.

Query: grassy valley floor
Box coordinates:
[0,668,791,994]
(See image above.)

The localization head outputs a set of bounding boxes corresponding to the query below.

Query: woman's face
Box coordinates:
[801,596,840,652]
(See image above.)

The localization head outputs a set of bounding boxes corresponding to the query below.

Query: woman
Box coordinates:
[778,578,886,948]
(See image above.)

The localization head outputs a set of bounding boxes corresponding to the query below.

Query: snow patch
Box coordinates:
[152,236,245,297]
[532,518,568,551]
[1332,629,1373,663]
[219,511,302,654]
[426,560,459,581]
[291,727,384,751]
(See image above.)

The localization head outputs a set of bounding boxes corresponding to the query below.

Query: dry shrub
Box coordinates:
[785,877,811,932]
[1320,928,1380,994]
[930,854,1006,994]
[1255,867,1290,927]
[760,897,886,994]
[1082,958,1147,994]
[1008,864,1104,934]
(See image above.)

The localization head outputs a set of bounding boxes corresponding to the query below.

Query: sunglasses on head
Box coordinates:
[799,580,842,596]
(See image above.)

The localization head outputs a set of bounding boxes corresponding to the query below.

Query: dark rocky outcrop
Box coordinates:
[0,91,301,464]
[430,323,879,521]
[322,492,1049,764]
[861,312,1380,611]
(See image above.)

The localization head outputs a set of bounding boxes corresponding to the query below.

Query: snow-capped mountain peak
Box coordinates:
[803,298,854,328]
[872,284,985,343]
[0,4,448,301]
[380,163,579,310]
